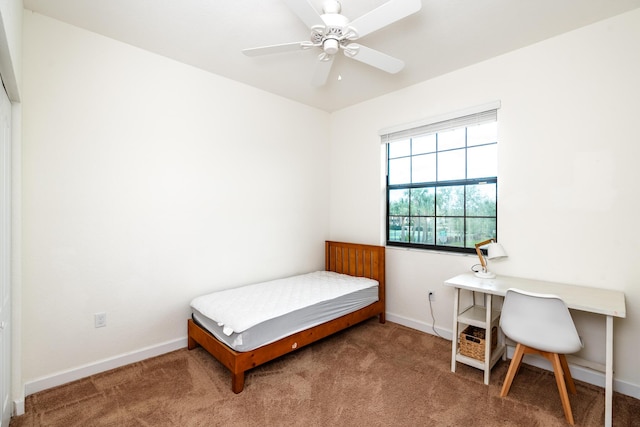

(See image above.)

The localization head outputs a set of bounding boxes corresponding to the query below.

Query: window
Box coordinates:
[382,107,498,253]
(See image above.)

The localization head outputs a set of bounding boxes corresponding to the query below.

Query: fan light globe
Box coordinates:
[323,38,339,55]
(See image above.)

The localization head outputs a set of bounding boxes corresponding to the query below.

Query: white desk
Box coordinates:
[444,273,626,427]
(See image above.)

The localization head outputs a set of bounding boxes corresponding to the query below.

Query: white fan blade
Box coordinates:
[283,0,324,29]
[348,0,422,39]
[311,55,334,87]
[243,41,312,57]
[344,43,404,74]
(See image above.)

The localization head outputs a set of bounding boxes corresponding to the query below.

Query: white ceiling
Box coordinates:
[23,0,640,112]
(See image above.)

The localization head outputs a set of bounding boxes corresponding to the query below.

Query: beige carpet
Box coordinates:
[10,319,640,426]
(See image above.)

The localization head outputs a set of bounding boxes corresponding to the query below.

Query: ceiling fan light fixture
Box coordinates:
[323,38,340,55]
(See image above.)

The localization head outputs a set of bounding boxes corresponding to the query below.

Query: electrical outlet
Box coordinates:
[94,312,107,328]
[428,291,435,302]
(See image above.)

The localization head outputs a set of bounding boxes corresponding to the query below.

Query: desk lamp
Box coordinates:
[474,239,507,278]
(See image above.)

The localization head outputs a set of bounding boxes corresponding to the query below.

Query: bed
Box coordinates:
[187,240,385,393]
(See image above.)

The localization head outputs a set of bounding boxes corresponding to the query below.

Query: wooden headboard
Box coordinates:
[325,240,385,310]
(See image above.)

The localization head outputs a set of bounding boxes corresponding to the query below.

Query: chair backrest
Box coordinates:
[500,288,582,354]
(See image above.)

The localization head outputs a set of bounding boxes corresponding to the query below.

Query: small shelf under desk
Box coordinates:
[458,304,500,327]
[451,295,506,383]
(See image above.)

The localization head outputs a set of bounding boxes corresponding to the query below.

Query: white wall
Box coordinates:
[329,8,640,394]
[21,11,330,384]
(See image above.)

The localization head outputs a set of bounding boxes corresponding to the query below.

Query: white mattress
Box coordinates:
[190,271,379,352]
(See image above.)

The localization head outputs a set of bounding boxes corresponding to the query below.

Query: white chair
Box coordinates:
[499,288,583,425]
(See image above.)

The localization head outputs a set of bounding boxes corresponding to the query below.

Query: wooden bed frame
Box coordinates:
[187,240,385,393]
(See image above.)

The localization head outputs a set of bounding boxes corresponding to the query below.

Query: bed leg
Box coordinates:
[188,334,199,350]
[232,372,245,394]
[379,312,386,324]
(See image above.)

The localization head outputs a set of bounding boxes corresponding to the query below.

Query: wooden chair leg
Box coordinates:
[501,342,577,424]
[550,353,575,425]
[559,354,577,395]
[501,343,526,397]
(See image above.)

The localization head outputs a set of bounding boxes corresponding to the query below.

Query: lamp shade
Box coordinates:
[486,242,507,260]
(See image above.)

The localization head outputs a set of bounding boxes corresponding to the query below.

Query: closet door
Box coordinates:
[0,84,11,427]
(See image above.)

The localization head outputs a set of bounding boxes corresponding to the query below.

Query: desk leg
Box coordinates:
[484,294,492,385]
[451,288,460,373]
[604,315,614,427]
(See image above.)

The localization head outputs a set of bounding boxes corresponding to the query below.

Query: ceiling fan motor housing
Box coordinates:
[314,11,350,55]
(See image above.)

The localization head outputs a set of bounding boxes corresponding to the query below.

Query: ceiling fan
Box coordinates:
[242,0,422,86]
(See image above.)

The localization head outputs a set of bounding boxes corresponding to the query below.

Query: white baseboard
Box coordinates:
[12,399,24,417]
[386,312,640,400]
[22,337,188,399]
[612,377,640,400]
[386,312,453,341]
[505,346,640,400]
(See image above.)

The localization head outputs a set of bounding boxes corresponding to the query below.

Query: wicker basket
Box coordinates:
[459,325,497,362]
